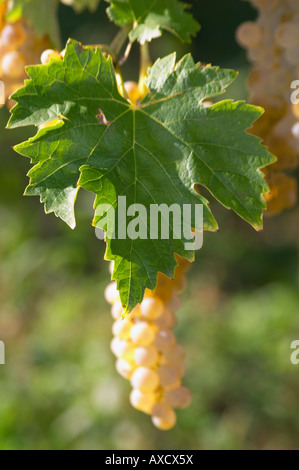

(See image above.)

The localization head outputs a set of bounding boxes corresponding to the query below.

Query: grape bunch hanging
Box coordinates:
[236,0,299,215]
[106,256,192,431]
[0,6,50,109]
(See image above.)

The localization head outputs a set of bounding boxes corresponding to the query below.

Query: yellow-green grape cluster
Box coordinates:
[236,0,299,215]
[0,15,50,109]
[106,256,192,431]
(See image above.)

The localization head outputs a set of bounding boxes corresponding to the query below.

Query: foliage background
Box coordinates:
[0,0,299,450]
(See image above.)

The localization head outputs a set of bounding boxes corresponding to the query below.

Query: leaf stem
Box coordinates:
[90,23,132,64]
[119,41,133,66]
[115,64,129,100]
[138,43,151,98]
[110,22,133,56]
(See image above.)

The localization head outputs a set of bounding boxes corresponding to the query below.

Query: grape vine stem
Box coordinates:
[90,22,133,65]
[139,43,151,98]
[110,22,133,56]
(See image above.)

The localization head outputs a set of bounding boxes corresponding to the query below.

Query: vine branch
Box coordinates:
[110,23,133,57]
[90,23,133,65]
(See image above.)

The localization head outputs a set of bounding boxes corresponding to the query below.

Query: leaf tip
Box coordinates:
[121,308,129,319]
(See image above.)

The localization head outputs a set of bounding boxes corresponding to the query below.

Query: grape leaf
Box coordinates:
[7,40,274,312]
[61,0,101,13]
[106,0,200,44]
[5,0,60,46]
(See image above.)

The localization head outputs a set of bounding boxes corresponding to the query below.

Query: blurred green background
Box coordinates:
[0,0,299,450]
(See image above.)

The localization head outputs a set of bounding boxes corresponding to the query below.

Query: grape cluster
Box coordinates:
[106,256,192,431]
[0,14,50,108]
[236,0,299,215]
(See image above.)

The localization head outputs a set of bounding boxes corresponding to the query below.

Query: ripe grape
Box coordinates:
[275,23,299,48]
[130,389,156,414]
[151,403,177,431]
[130,305,142,319]
[236,22,262,48]
[130,322,156,347]
[116,358,136,379]
[265,173,297,215]
[112,318,133,340]
[134,345,159,367]
[0,22,26,48]
[154,308,177,330]
[40,49,62,65]
[105,282,120,304]
[1,51,26,79]
[158,365,179,388]
[164,386,192,409]
[162,344,186,364]
[131,367,159,393]
[140,297,164,320]
[111,301,123,320]
[154,330,176,353]
[110,337,135,361]
[167,294,181,312]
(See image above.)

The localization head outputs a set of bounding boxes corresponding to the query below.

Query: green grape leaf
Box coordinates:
[106,0,200,44]
[5,0,60,46]
[61,0,101,13]
[7,40,274,312]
